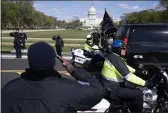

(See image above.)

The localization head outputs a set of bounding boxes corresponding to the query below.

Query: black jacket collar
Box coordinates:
[21,68,62,81]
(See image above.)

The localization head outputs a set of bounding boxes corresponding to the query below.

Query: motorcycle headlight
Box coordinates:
[144,93,153,101]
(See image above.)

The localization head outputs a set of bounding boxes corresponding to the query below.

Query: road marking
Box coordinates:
[9,50,71,55]
[1,54,72,60]
[1,70,67,73]
[1,70,99,75]
[1,70,25,72]
[17,72,22,75]
[1,70,70,75]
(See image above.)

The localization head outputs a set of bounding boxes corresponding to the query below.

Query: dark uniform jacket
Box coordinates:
[13,37,23,49]
[52,36,64,47]
[91,32,100,45]
[10,32,26,49]
[2,68,105,113]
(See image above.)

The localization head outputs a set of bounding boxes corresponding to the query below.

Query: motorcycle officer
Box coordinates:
[84,34,100,57]
[100,39,154,112]
[84,34,93,52]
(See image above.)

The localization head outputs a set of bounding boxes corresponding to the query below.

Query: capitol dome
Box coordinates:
[79,3,102,27]
[88,5,96,15]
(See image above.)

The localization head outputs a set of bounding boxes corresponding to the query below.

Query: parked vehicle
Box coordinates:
[115,23,168,70]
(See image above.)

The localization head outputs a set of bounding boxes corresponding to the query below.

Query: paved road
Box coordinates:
[1,59,74,88]
[2,59,66,70]
[1,58,110,112]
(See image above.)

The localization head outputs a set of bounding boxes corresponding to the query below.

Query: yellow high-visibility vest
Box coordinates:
[84,39,93,51]
[101,58,146,86]
[84,43,92,51]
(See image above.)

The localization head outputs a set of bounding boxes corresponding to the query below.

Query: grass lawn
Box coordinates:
[2,30,91,39]
[2,38,85,44]
[1,45,83,52]
[1,30,88,52]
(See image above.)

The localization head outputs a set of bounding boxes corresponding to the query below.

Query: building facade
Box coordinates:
[80,4,102,27]
[79,4,121,28]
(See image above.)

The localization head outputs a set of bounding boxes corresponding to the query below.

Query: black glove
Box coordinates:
[146,80,154,89]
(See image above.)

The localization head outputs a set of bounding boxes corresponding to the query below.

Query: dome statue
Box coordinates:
[88,3,96,15]
[79,2,103,27]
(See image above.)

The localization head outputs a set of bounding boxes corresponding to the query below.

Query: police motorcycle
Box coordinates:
[71,27,117,74]
[104,57,168,113]
[71,28,101,68]
[71,33,111,112]
[71,42,101,68]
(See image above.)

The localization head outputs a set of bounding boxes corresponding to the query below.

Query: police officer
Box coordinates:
[84,34,93,52]
[53,33,64,56]
[100,39,154,112]
[14,36,23,58]
[9,31,23,58]
[102,36,113,53]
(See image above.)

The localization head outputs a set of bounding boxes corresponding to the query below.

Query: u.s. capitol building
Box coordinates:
[79,4,120,27]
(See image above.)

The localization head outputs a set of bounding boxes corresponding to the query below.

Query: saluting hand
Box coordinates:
[56,55,74,74]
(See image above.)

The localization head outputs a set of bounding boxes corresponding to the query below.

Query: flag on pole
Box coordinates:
[101,9,118,33]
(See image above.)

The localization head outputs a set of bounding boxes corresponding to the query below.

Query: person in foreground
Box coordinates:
[100,39,154,112]
[2,41,105,113]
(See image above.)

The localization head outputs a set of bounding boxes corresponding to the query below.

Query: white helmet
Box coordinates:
[86,34,92,39]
